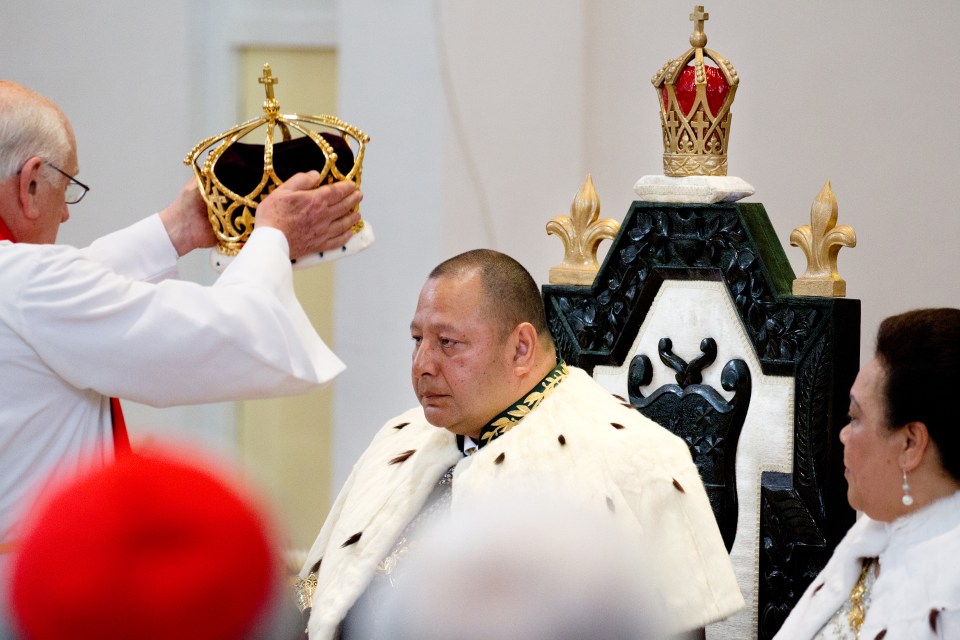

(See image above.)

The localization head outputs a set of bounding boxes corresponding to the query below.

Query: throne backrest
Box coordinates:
[543,201,859,640]
[630,336,751,552]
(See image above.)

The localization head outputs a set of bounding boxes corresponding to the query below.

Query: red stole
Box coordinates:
[0,217,131,456]
[109,398,132,456]
[0,215,15,244]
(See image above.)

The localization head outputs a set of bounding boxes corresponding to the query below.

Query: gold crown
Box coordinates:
[651,6,738,177]
[184,64,370,257]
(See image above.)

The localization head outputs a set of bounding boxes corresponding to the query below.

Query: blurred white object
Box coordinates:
[365,491,667,640]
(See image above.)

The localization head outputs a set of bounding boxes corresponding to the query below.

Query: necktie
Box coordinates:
[1,216,131,456]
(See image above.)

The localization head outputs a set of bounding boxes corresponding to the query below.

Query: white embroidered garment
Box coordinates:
[0,216,345,544]
[775,491,960,639]
[300,367,744,639]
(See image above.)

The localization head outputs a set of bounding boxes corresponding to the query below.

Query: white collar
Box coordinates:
[842,490,960,561]
[886,489,960,542]
[462,436,479,456]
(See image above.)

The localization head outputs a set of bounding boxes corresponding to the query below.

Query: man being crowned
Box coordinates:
[298,249,743,639]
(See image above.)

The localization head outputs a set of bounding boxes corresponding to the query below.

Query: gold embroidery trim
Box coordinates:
[481,362,569,443]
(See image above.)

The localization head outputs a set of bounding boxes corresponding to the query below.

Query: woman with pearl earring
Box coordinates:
[775,308,960,640]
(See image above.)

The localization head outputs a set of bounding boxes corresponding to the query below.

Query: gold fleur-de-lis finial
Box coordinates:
[546,174,620,285]
[790,180,857,297]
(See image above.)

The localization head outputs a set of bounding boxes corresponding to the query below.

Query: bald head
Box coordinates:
[428,249,554,352]
[0,81,74,180]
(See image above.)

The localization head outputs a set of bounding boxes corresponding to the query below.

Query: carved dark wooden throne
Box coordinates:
[542,201,859,639]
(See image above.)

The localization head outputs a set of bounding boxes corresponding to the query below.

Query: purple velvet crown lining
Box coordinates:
[213,133,355,197]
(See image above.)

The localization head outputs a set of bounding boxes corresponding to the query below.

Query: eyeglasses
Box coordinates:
[18,160,90,204]
[44,162,90,204]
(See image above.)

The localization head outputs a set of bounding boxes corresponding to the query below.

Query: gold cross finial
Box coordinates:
[689,5,709,48]
[259,64,279,101]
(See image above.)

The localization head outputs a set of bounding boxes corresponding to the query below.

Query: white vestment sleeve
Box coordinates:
[17,225,344,406]
[81,214,180,283]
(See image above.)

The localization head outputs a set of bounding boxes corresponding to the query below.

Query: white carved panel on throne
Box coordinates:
[592,279,793,640]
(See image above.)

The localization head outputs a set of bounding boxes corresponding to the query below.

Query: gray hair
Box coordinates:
[0,82,71,180]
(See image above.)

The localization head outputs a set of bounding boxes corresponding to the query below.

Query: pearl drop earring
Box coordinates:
[901,468,914,506]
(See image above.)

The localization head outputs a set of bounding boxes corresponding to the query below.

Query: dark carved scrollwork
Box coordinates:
[628,337,750,551]
[545,204,821,375]
[543,201,859,638]
[758,472,830,637]
[757,330,855,638]
[661,337,717,386]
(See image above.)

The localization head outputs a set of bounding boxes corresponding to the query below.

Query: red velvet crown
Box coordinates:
[651,6,738,177]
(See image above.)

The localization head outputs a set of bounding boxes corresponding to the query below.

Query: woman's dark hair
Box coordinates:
[875,307,960,480]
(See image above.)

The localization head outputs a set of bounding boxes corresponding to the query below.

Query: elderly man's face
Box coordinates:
[410,272,516,439]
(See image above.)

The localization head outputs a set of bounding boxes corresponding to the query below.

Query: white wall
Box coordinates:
[332,0,446,482]
[4,1,958,493]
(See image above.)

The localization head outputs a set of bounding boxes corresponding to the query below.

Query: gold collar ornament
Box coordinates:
[847,558,875,638]
[634,6,754,204]
[184,64,372,271]
[479,361,569,446]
